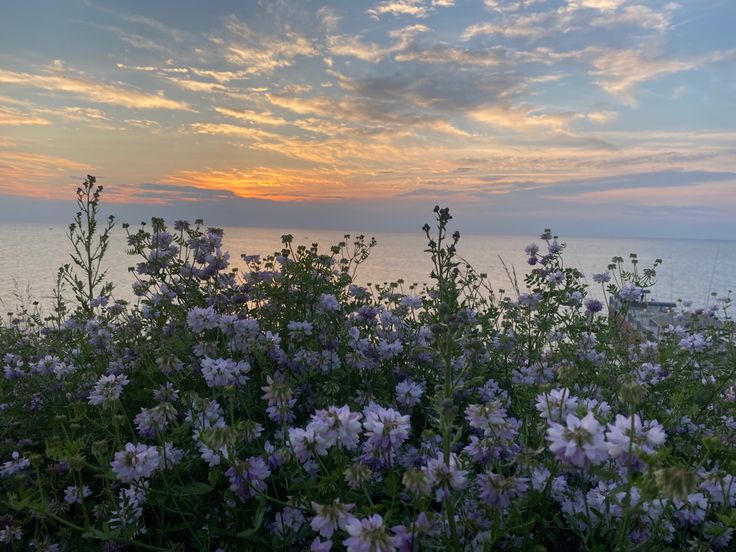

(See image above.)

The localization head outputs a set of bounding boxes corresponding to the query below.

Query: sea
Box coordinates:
[1,222,734,314]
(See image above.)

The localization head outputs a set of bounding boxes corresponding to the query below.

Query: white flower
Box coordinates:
[422,454,468,501]
[0,451,30,478]
[88,374,129,406]
[310,499,354,538]
[396,380,424,409]
[288,426,329,462]
[547,411,608,468]
[111,443,161,483]
[343,514,395,552]
[200,357,250,387]
[186,306,220,333]
[64,485,92,504]
[535,388,578,421]
[606,414,666,466]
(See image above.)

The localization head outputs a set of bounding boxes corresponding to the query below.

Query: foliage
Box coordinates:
[0,178,734,551]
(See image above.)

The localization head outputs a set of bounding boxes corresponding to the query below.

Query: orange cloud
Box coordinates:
[163,167,359,201]
[0,150,91,199]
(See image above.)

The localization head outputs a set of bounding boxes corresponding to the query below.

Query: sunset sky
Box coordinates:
[1,0,735,237]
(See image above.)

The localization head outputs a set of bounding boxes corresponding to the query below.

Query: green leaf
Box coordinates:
[169,482,213,496]
[82,528,110,541]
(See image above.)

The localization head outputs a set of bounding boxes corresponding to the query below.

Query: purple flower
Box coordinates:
[396,380,425,409]
[289,426,330,462]
[605,414,665,469]
[673,493,708,526]
[186,305,220,333]
[88,374,129,406]
[200,357,250,387]
[111,443,161,483]
[343,514,395,552]
[535,388,578,421]
[399,295,423,309]
[422,454,468,501]
[547,271,565,287]
[361,405,411,469]
[679,333,709,353]
[310,537,333,551]
[466,401,507,431]
[585,298,604,313]
[318,293,341,313]
[592,272,611,284]
[619,283,643,302]
[0,452,30,478]
[288,320,313,338]
[546,411,608,468]
[310,499,354,538]
[134,403,176,438]
[64,485,92,505]
[225,456,271,500]
[478,471,529,508]
[309,405,363,451]
[548,240,563,254]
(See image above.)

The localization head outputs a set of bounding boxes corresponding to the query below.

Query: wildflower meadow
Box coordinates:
[1,176,734,551]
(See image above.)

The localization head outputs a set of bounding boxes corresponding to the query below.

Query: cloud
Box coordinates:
[162,167,355,201]
[317,6,341,32]
[266,93,469,137]
[61,107,109,121]
[117,32,172,54]
[367,0,432,19]
[0,150,91,198]
[84,0,187,42]
[214,107,289,126]
[590,4,673,31]
[216,16,318,75]
[328,24,428,62]
[0,107,51,126]
[191,122,282,141]
[578,111,617,124]
[328,35,398,63]
[395,45,502,66]
[0,67,192,111]
[166,77,232,94]
[129,182,240,203]
[124,119,161,131]
[462,12,555,41]
[469,104,574,132]
[550,181,736,208]
[81,22,174,55]
[566,0,625,12]
[589,48,697,106]
[187,68,252,83]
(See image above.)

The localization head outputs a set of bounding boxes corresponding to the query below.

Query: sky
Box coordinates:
[0,0,735,238]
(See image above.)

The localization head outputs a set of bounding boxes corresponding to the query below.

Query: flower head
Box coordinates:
[547,411,608,468]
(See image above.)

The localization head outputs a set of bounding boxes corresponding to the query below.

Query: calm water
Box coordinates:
[1,222,734,312]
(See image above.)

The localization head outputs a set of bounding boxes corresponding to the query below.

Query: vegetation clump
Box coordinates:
[1,177,734,551]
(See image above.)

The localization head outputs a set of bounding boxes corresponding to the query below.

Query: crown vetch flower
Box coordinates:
[605,414,666,469]
[88,374,129,406]
[547,411,608,468]
[111,443,161,483]
[311,499,355,538]
[343,514,396,552]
